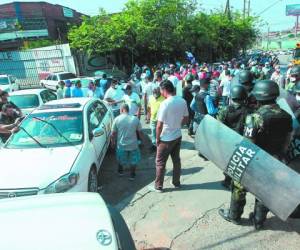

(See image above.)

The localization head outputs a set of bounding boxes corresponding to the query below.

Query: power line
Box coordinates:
[257,0,283,16]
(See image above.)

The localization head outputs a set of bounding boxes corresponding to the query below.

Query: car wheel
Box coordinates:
[88,166,98,192]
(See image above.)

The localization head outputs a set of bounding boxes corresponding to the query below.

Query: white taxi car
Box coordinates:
[0,193,135,250]
[0,98,113,197]
[9,88,57,115]
[0,74,20,92]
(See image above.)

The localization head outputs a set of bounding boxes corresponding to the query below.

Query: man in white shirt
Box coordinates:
[271,65,284,88]
[220,70,232,106]
[104,79,124,117]
[168,69,179,89]
[149,80,189,192]
[123,84,141,118]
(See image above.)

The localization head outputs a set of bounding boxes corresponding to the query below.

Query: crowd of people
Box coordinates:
[1,53,300,230]
[107,58,300,230]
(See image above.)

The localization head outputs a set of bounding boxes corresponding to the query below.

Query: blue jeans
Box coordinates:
[150,120,157,145]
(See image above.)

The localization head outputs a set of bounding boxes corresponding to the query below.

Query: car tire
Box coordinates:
[88,166,98,192]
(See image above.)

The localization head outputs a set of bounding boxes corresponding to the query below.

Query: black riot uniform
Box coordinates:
[219,80,293,230]
[217,84,250,188]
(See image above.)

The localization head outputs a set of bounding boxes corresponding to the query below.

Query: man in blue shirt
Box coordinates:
[72,80,84,98]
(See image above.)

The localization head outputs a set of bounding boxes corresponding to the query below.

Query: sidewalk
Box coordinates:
[113,131,300,250]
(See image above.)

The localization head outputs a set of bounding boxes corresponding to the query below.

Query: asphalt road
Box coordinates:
[98,120,300,250]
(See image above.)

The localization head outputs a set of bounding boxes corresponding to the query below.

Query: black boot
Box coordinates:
[219,209,241,225]
[219,184,246,224]
[249,199,269,230]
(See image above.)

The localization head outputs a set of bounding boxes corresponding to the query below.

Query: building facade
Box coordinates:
[0,1,85,50]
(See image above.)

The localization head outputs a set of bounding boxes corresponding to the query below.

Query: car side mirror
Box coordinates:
[92,127,104,138]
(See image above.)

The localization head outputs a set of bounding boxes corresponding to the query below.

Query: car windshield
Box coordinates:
[6,111,83,149]
[60,73,76,80]
[9,94,39,109]
[0,77,9,85]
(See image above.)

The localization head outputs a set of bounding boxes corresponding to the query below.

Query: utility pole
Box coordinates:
[267,25,270,51]
[225,0,231,18]
[296,15,299,38]
[243,0,246,19]
[243,0,251,19]
[248,0,250,17]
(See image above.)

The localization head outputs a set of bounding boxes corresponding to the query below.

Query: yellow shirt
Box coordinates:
[148,95,165,122]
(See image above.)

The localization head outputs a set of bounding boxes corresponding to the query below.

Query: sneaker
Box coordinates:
[170,180,181,189]
[148,185,163,193]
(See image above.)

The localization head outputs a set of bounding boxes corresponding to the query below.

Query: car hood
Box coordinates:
[0,193,118,250]
[0,146,82,189]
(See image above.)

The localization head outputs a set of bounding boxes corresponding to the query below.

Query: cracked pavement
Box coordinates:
[99,123,300,250]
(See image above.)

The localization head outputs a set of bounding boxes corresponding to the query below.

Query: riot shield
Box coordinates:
[277,90,300,162]
[195,115,300,221]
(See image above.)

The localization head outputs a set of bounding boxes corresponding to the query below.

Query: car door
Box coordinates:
[49,75,58,90]
[43,74,52,89]
[87,101,107,167]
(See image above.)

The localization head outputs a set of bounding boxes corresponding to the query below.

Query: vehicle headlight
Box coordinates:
[44,173,79,194]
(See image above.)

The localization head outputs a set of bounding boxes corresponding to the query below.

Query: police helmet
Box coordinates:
[239,70,254,85]
[290,65,300,77]
[252,80,279,101]
[230,84,248,101]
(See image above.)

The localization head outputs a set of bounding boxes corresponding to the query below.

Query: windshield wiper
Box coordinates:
[18,126,47,148]
[32,116,75,146]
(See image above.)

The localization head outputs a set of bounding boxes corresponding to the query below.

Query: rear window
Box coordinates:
[59,73,76,80]
[9,94,39,109]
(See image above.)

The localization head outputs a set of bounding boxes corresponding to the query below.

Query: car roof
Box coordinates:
[34,97,93,113]
[0,193,117,250]
[9,88,47,96]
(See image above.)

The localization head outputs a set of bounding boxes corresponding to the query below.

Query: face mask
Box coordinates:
[290,77,296,82]
[192,92,196,97]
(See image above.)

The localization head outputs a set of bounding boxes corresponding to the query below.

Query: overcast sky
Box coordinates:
[1,0,299,31]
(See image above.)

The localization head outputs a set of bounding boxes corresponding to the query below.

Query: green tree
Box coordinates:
[68,0,258,66]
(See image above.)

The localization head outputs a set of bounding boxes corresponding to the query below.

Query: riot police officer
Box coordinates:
[239,70,254,91]
[217,85,249,188]
[239,70,257,111]
[286,65,300,94]
[219,80,293,230]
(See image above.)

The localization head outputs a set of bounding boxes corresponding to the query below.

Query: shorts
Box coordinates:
[116,148,141,166]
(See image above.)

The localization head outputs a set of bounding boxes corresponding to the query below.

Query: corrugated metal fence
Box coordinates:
[0,49,65,88]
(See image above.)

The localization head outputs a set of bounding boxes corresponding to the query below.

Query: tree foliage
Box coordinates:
[22,39,58,50]
[68,0,258,65]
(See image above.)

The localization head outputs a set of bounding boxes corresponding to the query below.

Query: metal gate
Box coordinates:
[0,49,66,88]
